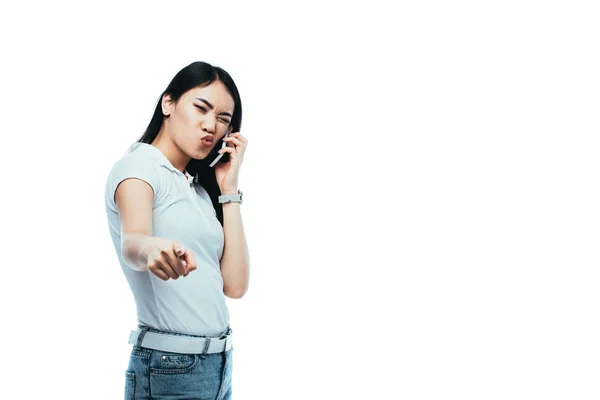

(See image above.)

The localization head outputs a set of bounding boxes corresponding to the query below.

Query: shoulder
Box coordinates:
[107,143,165,178]
[105,144,164,209]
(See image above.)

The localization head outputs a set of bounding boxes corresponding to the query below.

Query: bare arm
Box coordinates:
[115,178,155,271]
[115,178,194,281]
[219,198,250,299]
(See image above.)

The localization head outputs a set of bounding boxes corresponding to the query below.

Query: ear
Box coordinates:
[161,93,174,116]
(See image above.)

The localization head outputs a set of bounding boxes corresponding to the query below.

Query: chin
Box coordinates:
[189,152,208,161]
[189,147,211,161]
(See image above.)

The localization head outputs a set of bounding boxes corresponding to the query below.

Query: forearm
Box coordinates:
[220,200,250,298]
[121,233,154,271]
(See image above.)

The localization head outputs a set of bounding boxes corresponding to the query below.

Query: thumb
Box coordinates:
[175,246,186,257]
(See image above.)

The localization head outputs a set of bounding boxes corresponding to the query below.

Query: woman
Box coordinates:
[104,61,250,400]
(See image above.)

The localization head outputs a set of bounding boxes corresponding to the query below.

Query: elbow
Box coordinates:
[121,234,151,272]
[224,285,248,299]
[121,249,137,270]
[121,248,143,272]
[221,261,250,299]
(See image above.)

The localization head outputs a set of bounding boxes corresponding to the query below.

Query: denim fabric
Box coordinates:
[124,325,233,400]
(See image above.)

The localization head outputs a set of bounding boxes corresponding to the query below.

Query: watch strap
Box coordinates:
[218,190,243,204]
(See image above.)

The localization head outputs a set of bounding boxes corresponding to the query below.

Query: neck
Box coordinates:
[151,130,190,173]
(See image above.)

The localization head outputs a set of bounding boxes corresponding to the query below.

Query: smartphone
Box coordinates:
[209,128,232,167]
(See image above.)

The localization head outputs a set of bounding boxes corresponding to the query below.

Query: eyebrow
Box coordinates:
[195,97,233,118]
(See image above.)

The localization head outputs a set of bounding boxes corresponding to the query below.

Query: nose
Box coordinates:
[200,115,216,134]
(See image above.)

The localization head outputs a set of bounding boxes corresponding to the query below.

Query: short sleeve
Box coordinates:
[105,152,161,212]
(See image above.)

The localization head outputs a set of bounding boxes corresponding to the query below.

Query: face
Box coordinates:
[162,81,235,160]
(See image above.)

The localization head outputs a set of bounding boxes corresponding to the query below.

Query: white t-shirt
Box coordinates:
[104,142,229,336]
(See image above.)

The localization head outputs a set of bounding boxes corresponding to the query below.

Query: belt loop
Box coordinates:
[200,338,211,359]
[218,325,231,339]
[223,335,230,354]
[136,326,150,348]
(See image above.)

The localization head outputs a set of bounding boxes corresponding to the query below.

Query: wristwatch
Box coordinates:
[219,189,243,205]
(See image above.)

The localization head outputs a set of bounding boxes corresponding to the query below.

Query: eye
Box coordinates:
[195,105,207,112]
[218,118,231,124]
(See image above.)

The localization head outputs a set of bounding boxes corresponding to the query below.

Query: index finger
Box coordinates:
[183,250,197,272]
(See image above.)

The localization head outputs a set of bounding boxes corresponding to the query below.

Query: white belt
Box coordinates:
[128,329,233,355]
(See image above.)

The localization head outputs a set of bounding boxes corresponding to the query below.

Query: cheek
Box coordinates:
[176,110,198,129]
[185,109,197,123]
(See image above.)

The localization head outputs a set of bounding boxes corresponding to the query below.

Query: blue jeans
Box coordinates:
[125,325,233,400]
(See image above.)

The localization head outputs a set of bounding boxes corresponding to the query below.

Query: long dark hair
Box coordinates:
[137,61,243,226]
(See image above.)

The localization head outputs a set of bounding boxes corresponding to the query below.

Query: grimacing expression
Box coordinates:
[163,81,235,159]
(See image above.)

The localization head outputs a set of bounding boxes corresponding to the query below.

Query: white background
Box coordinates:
[0,1,598,399]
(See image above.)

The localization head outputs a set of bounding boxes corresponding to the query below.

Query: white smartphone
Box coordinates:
[209,130,230,168]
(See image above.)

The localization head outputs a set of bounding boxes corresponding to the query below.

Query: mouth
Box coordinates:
[200,135,214,146]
